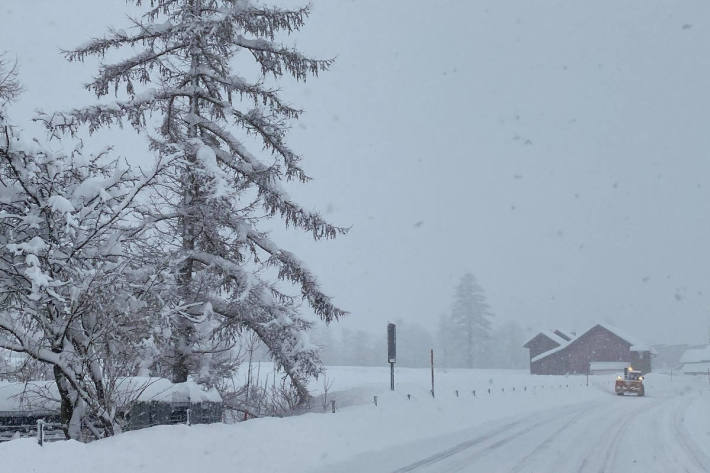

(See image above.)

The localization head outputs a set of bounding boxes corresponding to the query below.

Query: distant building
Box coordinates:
[679,345,710,375]
[652,344,692,371]
[523,323,655,375]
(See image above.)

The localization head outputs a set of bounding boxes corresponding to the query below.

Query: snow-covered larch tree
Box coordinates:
[51,0,347,403]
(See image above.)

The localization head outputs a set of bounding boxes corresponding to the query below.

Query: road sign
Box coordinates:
[387,323,396,363]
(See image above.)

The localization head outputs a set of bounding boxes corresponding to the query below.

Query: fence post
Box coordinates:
[36,419,44,446]
[186,408,192,426]
[331,400,336,413]
[373,395,378,407]
[430,349,435,399]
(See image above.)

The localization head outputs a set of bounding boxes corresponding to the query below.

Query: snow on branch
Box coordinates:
[220,3,311,39]
[235,35,333,81]
[64,25,177,63]
[246,230,346,323]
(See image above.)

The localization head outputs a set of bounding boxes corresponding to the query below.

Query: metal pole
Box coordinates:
[390,362,395,391]
[37,419,44,446]
[430,349,435,398]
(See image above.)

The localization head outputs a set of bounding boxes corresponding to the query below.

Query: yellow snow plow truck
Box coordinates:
[615,367,645,396]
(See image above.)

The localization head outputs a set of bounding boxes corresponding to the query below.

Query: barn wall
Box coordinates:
[526,335,559,360]
[531,350,569,375]
[565,325,631,374]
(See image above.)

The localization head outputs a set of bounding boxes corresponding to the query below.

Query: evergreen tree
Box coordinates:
[488,320,528,369]
[436,312,453,368]
[449,273,493,368]
[50,1,347,401]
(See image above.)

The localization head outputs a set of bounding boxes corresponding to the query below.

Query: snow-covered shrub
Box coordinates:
[0,102,162,438]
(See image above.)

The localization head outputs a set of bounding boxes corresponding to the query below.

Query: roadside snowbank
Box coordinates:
[1,370,705,473]
[0,369,606,473]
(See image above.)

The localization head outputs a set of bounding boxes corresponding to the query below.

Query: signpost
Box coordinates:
[430,348,435,398]
[388,323,396,390]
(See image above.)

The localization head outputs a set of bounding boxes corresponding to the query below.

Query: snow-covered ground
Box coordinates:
[2,367,708,473]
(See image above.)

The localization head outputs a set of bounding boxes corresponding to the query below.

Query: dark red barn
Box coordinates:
[524,323,654,375]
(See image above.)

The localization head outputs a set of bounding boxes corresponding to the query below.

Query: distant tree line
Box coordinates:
[310,273,528,369]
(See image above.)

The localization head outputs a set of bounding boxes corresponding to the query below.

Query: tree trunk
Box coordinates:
[172,0,202,383]
[54,365,74,440]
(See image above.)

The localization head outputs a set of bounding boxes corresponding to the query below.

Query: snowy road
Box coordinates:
[3,372,707,473]
[319,387,710,473]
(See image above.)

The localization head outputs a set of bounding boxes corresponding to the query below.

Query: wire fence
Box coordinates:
[319,378,605,413]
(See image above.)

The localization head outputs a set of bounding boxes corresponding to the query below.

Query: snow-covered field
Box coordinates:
[2,367,708,473]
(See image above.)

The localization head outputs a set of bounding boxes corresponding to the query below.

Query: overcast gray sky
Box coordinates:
[3,0,710,345]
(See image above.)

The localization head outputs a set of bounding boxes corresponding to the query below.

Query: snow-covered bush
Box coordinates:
[0,89,162,438]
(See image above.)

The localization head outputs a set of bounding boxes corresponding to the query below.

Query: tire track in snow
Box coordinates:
[507,403,608,473]
[575,395,658,473]
[389,417,534,473]
[671,395,710,472]
[391,402,597,473]
[578,392,705,473]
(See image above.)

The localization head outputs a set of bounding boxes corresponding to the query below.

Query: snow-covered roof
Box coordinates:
[0,378,222,414]
[589,361,629,372]
[595,323,655,353]
[114,377,223,404]
[591,362,625,370]
[554,330,576,341]
[523,329,573,348]
[681,361,710,374]
[532,323,655,363]
[0,381,59,413]
[680,346,710,364]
